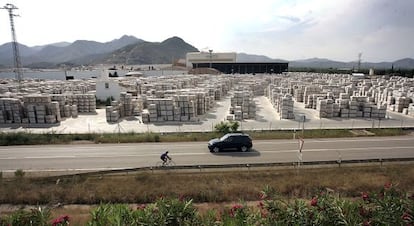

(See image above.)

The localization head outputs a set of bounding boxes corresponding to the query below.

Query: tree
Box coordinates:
[214,121,240,133]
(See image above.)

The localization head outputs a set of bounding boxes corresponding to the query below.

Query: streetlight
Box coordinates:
[209,49,213,68]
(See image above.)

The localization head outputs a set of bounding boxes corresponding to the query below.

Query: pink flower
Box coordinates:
[363,220,371,226]
[259,192,267,200]
[361,192,369,201]
[257,201,264,209]
[359,206,369,217]
[402,212,412,221]
[310,197,318,207]
[230,204,243,217]
[384,182,392,190]
[51,215,70,226]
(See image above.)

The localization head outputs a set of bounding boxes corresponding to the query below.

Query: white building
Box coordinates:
[186,51,236,67]
[96,70,124,101]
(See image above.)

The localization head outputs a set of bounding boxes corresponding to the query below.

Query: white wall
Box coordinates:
[186,52,237,67]
[96,79,121,101]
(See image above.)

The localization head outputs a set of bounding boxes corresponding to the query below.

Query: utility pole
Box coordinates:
[209,49,213,68]
[1,3,23,88]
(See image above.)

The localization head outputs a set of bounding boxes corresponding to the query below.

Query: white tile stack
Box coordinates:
[229,91,256,120]
[280,94,294,119]
[303,86,323,108]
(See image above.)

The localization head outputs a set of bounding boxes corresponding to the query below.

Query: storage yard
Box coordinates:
[0,72,414,133]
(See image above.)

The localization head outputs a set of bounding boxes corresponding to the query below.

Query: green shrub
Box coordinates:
[14,169,25,178]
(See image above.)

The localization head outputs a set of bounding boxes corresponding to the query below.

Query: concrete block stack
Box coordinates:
[68,94,96,113]
[307,94,327,109]
[50,94,73,118]
[173,96,196,122]
[193,92,207,115]
[0,98,23,124]
[316,98,334,118]
[120,92,134,116]
[229,91,256,120]
[293,86,305,103]
[407,103,414,117]
[143,98,170,123]
[337,93,350,118]
[22,95,61,124]
[106,105,119,123]
[303,86,323,108]
[279,94,294,119]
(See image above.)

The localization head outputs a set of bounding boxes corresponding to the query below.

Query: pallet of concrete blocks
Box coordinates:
[120,92,133,116]
[35,105,46,124]
[195,92,206,115]
[333,102,340,117]
[0,98,23,123]
[47,101,61,122]
[71,105,78,118]
[377,104,387,118]
[141,109,150,123]
[105,106,120,123]
[226,114,235,121]
[280,94,295,119]
[362,102,373,118]
[407,103,414,117]
[234,106,243,121]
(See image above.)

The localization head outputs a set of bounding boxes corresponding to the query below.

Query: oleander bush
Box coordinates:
[1,183,412,226]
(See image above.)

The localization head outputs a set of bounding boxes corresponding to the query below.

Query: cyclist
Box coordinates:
[160,151,171,165]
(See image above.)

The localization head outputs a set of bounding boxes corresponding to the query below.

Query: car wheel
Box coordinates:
[241,146,248,152]
[213,147,220,153]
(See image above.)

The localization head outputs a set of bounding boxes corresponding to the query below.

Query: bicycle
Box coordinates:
[156,158,176,168]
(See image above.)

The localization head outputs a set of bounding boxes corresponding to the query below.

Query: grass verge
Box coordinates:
[1,163,413,205]
[0,128,411,145]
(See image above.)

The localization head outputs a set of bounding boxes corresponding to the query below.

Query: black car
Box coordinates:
[208,133,253,153]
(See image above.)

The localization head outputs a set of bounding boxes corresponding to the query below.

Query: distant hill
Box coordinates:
[98,36,199,65]
[0,35,143,67]
[236,53,287,62]
[0,35,413,69]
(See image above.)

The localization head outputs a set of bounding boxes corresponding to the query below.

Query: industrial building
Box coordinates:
[186,52,288,74]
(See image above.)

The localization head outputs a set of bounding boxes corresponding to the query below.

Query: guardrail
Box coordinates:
[57,157,414,179]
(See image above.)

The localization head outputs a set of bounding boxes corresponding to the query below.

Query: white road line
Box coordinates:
[261,146,414,153]
[1,146,412,160]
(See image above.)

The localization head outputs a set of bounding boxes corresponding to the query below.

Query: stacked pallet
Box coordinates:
[22,95,61,124]
[229,91,256,120]
[337,93,350,118]
[407,103,414,117]
[0,98,23,123]
[316,98,334,118]
[120,92,134,116]
[280,94,294,119]
[68,94,96,113]
[106,104,119,123]
[294,86,305,103]
[173,96,196,122]
[303,86,322,108]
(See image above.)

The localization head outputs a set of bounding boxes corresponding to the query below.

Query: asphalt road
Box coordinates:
[1,136,413,173]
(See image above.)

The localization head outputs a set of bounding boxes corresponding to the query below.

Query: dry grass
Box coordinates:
[1,164,413,206]
[1,164,413,225]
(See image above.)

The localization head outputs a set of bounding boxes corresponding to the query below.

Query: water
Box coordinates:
[0,69,188,80]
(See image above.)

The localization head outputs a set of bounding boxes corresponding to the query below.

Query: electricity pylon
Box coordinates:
[1,3,23,87]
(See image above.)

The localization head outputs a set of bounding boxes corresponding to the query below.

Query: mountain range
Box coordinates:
[0,35,413,69]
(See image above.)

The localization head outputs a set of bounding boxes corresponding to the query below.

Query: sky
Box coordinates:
[0,0,413,62]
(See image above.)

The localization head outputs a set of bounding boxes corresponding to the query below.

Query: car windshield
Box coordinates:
[220,134,230,141]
